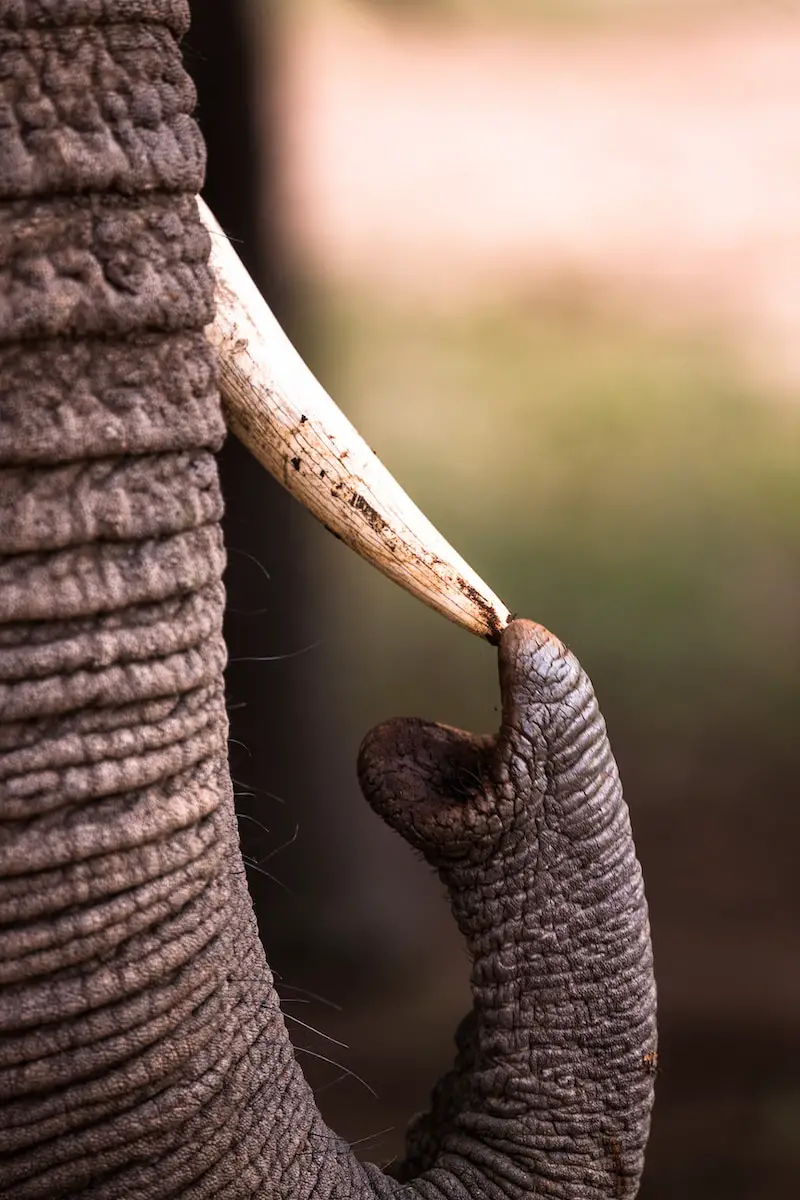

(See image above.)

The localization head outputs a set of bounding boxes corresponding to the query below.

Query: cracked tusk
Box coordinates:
[200,198,512,644]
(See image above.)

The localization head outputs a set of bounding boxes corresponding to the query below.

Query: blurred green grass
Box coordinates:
[310,286,799,786]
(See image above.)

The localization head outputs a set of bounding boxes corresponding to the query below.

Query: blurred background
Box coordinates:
[188,1,799,1195]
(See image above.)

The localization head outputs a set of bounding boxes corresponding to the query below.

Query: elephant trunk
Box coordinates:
[358,622,657,1198]
[0,3,655,1197]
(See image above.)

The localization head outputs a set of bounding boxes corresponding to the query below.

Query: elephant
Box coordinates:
[0,2,657,1198]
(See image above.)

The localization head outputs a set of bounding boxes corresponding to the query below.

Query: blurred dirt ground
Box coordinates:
[279,2,800,390]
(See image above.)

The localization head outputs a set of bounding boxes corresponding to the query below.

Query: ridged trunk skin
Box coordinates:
[0,3,656,1197]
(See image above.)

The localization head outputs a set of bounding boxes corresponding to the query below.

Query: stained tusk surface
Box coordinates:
[200,198,511,644]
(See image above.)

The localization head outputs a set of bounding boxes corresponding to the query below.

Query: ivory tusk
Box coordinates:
[199,198,511,644]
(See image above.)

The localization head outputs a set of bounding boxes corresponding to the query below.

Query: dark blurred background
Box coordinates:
[188,2,800,1195]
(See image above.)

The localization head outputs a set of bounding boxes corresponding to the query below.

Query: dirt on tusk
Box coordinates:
[199,197,512,644]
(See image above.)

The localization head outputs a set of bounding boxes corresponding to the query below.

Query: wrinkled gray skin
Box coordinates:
[0,3,656,1197]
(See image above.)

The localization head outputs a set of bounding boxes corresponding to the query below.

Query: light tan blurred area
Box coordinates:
[238,1,799,1194]
[280,0,800,389]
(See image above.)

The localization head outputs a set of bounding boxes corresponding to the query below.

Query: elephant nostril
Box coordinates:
[358,717,508,864]
[449,766,484,804]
